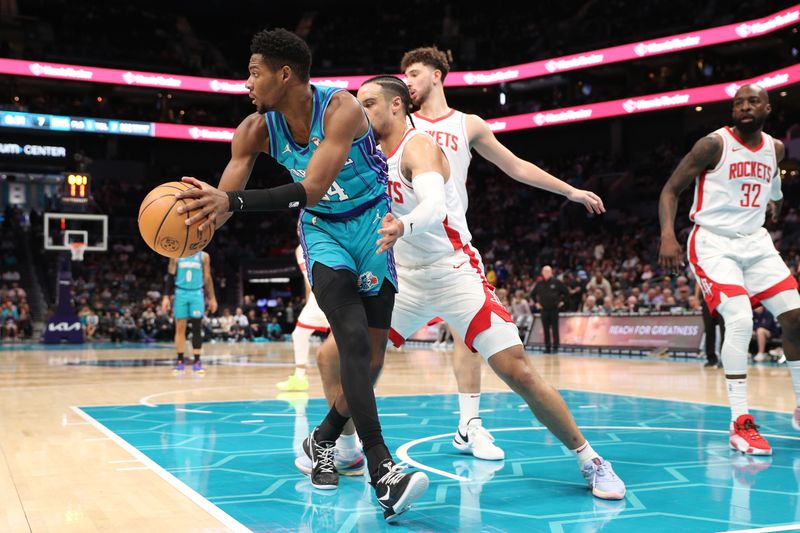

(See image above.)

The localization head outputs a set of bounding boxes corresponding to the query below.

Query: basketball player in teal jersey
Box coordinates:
[173,28,428,521]
[162,251,217,374]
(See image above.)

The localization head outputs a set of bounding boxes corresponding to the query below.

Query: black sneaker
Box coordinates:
[295,427,338,490]
[372,460,429,522]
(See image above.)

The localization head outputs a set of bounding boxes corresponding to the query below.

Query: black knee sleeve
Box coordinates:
[362,280,395,329]
[190,318,203,349]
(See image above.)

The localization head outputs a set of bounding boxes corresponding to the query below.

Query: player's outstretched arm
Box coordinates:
[376,135,449,253]
[175,114,267,231]
[202,252,218,314]
[657,135,722,270]
[466,114,604,214]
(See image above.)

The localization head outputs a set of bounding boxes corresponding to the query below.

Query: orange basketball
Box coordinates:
[138,181,214,258]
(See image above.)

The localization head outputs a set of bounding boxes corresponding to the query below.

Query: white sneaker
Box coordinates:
[753,352,767,362]
[453,418,505,461]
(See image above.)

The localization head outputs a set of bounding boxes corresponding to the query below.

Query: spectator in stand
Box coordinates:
[586,270,612,299]
[266,317,283,341]
[247,309,263,339]
[231,307,250,341]
[752,307,779,362]
[563,271,584,312]
[84,307,99,340]
[582,294,599,314]
[118,309,142,341]
[108,311,122,343]
[510,289,532,328]
[1,300,18,340]
[218,308,234,341]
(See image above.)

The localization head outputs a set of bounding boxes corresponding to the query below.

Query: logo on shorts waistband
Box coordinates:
[358,271,379,292]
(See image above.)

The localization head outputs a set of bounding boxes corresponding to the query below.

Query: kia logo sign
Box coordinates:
[47,321,81,332]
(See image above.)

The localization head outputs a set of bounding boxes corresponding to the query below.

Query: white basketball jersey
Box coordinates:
[295,245,309,282]
[387,128,472,268]
[689,126,781,236]
[412,109,472,210]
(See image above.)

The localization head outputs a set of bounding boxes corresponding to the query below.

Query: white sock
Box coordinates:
[337,432,359,450]
[295,367,306,379]
[293,410,308,457]
[571,441,599,465]
[292,327,312,366]
[787,361,800,406]
[726,378,748,421]
[458,393,481,429]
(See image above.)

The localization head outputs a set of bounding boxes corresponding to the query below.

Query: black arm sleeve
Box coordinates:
[227,182,307,213]
[164,273,175,294]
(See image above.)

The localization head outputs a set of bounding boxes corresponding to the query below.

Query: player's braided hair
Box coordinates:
[362,75,416,127]
[250,28,312,83]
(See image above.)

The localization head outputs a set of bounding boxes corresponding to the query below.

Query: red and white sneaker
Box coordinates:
[792,407,800,432]
[729,414,772,455]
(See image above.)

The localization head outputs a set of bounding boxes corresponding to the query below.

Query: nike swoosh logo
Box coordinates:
[457,430,468,442]
[453,261,467,269]
[409,222,414,234]
[377,489,392,509]
[732,147,744,152]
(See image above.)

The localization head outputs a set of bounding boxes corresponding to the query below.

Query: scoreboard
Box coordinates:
[62,172,91,205]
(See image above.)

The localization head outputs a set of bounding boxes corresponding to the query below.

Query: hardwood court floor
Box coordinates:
[0,341,796,532]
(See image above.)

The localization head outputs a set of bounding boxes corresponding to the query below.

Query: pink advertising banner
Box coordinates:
[0,4,796,91]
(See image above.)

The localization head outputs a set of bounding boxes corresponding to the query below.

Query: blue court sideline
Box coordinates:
[77,391,800,532]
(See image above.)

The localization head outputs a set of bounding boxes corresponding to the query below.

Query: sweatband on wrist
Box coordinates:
[398,171,446,237]
[227,182,307,212]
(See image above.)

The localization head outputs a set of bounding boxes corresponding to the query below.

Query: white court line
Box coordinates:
[108,459,139,464]
[139,386,247,407]
[175,408,213,414]
[241,420,263,424]
[116,466,150,471]
[723,525,800,533]
[71,406,251,533]
[396,425,800,482]
[251,413,297,417]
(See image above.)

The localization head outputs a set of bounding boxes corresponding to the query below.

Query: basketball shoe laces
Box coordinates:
[736,418,764,442]
[377,462,409,486]
[468,423,496,444]
[589,457,619,483]
[314,441,336,474]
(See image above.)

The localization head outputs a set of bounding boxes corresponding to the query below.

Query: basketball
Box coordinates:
[137,181,214,258]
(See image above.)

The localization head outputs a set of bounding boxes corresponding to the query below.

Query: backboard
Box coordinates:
[43,212,108,252]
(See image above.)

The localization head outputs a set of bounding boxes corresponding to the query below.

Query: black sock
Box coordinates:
[177,352,184,363]
[316,406,349,443]
[367,443,392,485]
[193,353,200,363]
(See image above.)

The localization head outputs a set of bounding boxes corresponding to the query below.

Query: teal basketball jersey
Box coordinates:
[264,84,389,218]
[175,252,204,291]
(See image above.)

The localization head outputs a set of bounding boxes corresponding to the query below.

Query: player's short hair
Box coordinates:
[400,46,450,81]
[362,75,415,126]
[250,28,312,83]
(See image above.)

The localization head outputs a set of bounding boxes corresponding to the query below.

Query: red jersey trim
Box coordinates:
[295,321,330,333]
[414,109,456,123]
[385,128,415,159]
[689,171,707,221]
[725,126,765,153]
[750,275,799,308]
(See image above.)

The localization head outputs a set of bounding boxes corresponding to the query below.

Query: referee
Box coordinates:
[531,265,569,354]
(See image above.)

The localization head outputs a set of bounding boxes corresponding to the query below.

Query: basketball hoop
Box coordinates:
[69,242,86,261]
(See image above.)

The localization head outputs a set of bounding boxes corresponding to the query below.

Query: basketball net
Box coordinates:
[69,242,86,261]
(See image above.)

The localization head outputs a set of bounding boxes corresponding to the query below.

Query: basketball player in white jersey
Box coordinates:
[277,245,332,392]
[659,84,800,455]
[400,47,605,460]
[357,75,625,500]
